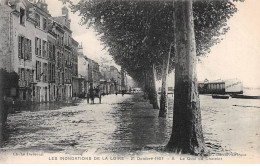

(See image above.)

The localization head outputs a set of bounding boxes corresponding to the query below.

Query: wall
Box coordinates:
[0,5,12,71]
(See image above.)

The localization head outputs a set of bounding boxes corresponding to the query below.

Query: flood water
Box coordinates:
[0,93,259,157]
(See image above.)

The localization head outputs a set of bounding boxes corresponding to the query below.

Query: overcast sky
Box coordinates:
[46,0,260,88]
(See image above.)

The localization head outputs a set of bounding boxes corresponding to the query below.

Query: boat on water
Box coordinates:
[199,79,243,95]
[231,94,260,99]
[212,94,230,99]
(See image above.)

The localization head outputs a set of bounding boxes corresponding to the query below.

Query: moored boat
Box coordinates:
[231,94,260,99]
[212,94,230,99]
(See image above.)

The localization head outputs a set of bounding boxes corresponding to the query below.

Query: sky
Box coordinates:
[46,0,260,88]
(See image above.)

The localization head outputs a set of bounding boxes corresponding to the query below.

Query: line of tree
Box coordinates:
[71,0,243,155]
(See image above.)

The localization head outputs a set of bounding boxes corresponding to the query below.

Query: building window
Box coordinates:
[48,42,53,60]
[43,18,47,30]
[61,53,63,68]
[35,13,40,27]
[42,40,47,58]
[20,8,25,25]
[68,36,71,45]
[25,69,30,86]
[28,39,32,60]
[62,72,64,84]
[64,33,67,45]
[57,72,60,84]
[35,37,42,56]
[19,36,32,60]
[48,63,51,81]
[52,64,55,82]
[42,63,48,82]
[24,39,32,60]
[48,63,55,82]
[65,68,68,82]
[36,61,41,81]
[57,52,59,67]
[61,36,64,45]
[18,36,24,59]
[18,68,25,87]
[53,45,55,61]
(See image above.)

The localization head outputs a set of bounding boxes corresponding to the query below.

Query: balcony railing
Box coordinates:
[19,80,31,88]
[65,79,72,84]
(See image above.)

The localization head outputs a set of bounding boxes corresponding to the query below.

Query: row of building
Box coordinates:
[0,0,127,103]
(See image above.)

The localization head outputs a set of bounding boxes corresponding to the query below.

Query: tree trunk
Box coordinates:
[167,0,206,155]
[121,68,125,91]
[151,64,159,109]
[148,71,153,103]
[159,44,172,117]
[144,72,149,100]
[0,74,4,144]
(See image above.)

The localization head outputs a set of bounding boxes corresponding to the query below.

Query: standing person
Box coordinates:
[86,91,90,104]
[122,90,125,96]
[89,86,94,104]
[95,86,101,104]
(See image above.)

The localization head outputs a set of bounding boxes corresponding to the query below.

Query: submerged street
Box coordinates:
[1,93,260,158]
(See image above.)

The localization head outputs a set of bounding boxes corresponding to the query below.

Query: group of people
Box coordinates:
[115,90,126,96]
[86,85,128,104]
[87,86,101,104]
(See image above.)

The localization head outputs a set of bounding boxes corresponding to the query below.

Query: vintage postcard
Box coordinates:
[0,0,259,164]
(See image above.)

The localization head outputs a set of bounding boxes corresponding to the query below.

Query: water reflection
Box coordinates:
[1,93,259,156]
[0,125,10,147]
[106,95,171,154]
[18,101,81,113]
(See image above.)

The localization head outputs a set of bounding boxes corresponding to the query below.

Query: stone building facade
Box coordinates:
[0,0,79,103]
[0,0,127,103]
[71,38,79,97]
[53,6,73,101]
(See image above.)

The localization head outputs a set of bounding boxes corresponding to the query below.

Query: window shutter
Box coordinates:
[25,69,28,84]
[24,38,28,60]
[48,42,50,59]
[18,36,21,58]
[35,37,38,55]
[21,37,25,59]
[29,40,32,60]
[53,45,55,61]
[36,61,38,80]
[39,39,42,56]
[39,62,41,81]
[37,62,39,81]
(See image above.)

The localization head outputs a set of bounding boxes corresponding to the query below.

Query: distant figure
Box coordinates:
[115,92,118,96]
[95,87,100,96]
[86,91,90,104]
[89,87,94,104]
[95,86,101,103]
[122,90,125,96]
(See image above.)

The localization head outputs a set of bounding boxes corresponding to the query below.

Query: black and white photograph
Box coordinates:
[0,0,259,164]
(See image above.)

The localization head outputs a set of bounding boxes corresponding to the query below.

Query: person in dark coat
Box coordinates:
[89,87,94,104]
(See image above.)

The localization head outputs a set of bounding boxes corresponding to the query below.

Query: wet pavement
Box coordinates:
[0,93,260,157]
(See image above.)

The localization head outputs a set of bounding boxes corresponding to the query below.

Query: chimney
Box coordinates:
[78,43,83,55]
[41,0,48,13]
[62,6,68,19]
[35,0,48,13]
